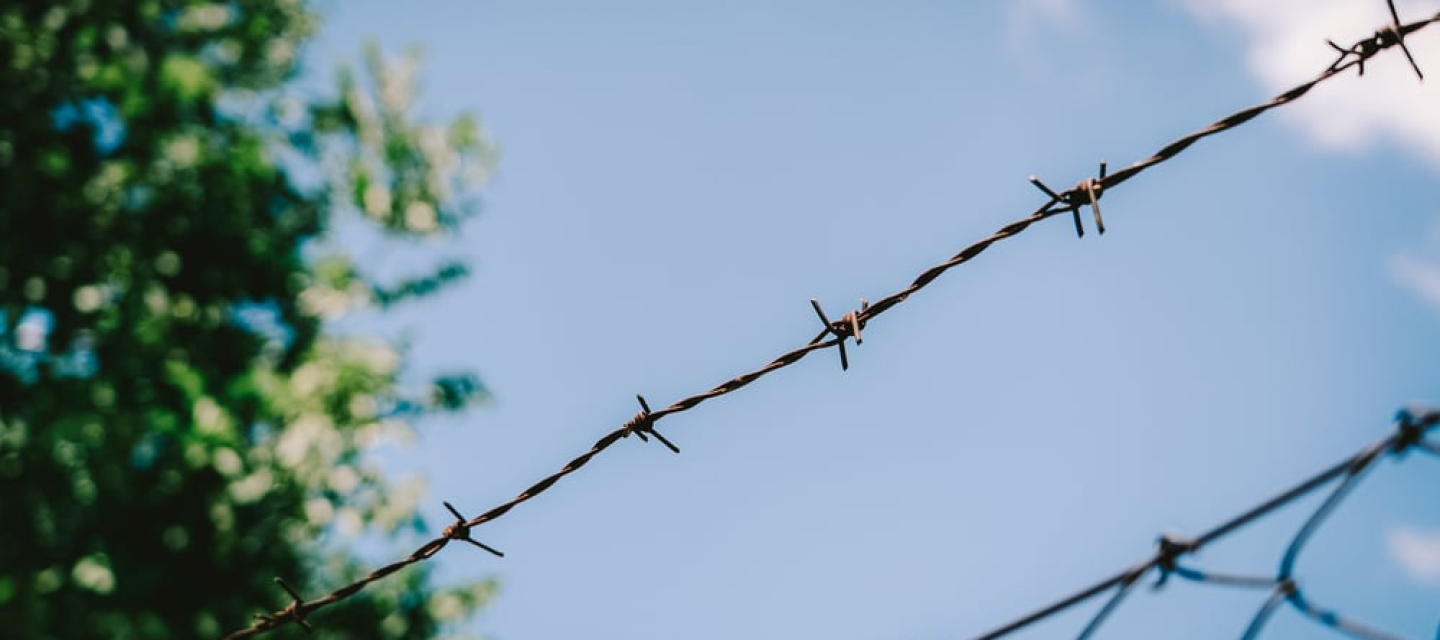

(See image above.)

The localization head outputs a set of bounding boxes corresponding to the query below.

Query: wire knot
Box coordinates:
[256,577,312,633]
[1393,407,1423,454]
[622,395,680,453]
[810,298,869,370]
[1397,406,1440,456]
[441,501,504,557]
[1030,160,1107,238]
[1327,0,1424,80]
[1276,577,1299,596]
[1152,532,1198,589]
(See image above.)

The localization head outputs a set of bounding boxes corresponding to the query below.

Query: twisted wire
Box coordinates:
[222,8,1440,638]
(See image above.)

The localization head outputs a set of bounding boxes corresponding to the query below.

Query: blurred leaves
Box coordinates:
[372,260,470,308]
[306,41,495,237]
[0,1,497,638]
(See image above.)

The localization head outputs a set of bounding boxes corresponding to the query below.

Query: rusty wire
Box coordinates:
[968,406,1440,640]
[223,6,1440,638]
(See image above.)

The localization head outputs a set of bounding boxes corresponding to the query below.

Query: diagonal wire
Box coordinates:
[1276,446,1384,581]
[222,9,1440,638]
[1271,443,1405,640]
[1074,568,1147,640]
[1240,586,1294,640]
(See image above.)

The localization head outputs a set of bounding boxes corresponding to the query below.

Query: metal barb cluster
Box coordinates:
[253,578,311,635]
[810,298,869,370]
[1329,0,1426,80]
[442,502,505,557]
[1031,160,1107,238]
[969,408,1440,640]
[221,6,1440,639]
[622,395,681,453]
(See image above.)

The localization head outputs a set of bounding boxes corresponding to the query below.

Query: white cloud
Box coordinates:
[1009,0,1079,29]
[1006,0,1089,48]
[1005,0,1101,79]
[1390,252,1440,312]
[1386,527,1440,584]
[1388,214,1440,315]
[1180,0,1440,169]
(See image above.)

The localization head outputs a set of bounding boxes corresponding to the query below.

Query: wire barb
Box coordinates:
[442,501,504,557]
[810,298,869,370]
[1385,0,1425,80]
[1328,0,1425,80]
[1029,160,1107,238]
[622,395,680,453]
[255,577,312,634]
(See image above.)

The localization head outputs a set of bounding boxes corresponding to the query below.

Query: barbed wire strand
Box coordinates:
[971,407,1440,640]
[222,6,1440,638]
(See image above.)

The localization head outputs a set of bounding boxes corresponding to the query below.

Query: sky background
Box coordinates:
[303,1,1439,639]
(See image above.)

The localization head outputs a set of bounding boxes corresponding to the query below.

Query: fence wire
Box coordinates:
[968,406,1440,640]
[222,5,1440,638]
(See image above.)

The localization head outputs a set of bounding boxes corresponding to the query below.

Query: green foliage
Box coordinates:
[0,1,496,638]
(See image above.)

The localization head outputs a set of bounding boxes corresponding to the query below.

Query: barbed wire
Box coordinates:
[222,4,1440,638]
[968,406,1440,640]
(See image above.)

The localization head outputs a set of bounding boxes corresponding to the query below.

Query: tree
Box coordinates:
[0,1,495,637]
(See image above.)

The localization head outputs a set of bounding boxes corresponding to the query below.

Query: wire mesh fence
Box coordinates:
[966,407,1440,640]
[222,4,1440,638]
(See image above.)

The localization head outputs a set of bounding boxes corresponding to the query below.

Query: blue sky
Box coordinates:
[306,1,1440,639]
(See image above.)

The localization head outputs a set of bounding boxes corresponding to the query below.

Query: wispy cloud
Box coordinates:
[1388,214,1440,316]
[1008,0,1079,30]
[1386,527,1440,584]
[1004,0,1101,80]
[1180,0,1440,170]
[1389,253,1440,313]
[1005,0,1089,50]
